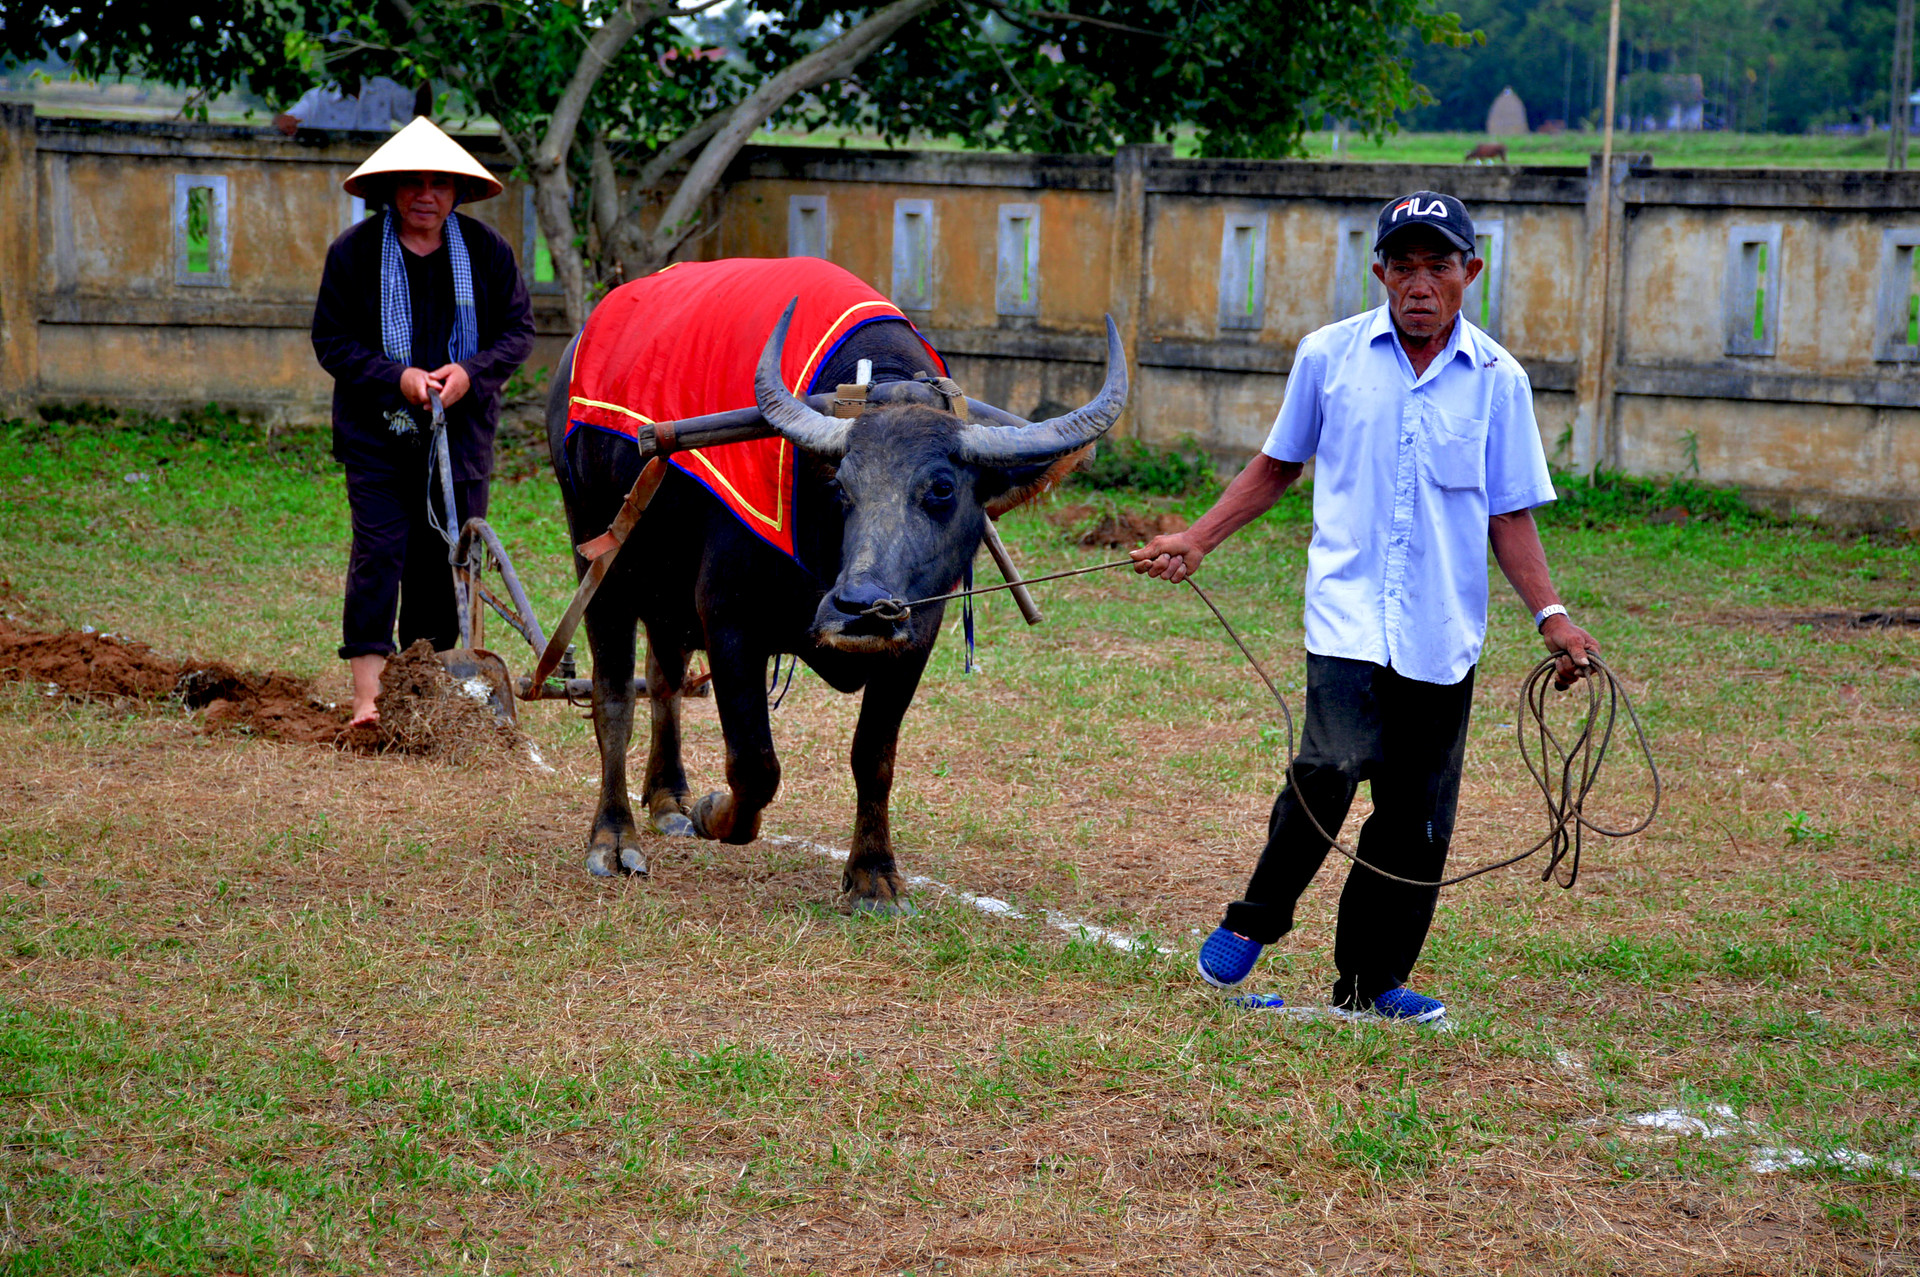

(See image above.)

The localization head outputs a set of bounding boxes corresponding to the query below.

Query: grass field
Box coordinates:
[1,412,1917,1274]
[755,126,1900,171]
[1293,129,1898,170]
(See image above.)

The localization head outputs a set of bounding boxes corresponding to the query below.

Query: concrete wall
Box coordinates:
[5,107,1920,525]
[7,111,572,423]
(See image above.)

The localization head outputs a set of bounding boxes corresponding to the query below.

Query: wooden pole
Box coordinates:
[1599,0,1621,212]
[1892,0,1914,172]
[1589,0,1623,474]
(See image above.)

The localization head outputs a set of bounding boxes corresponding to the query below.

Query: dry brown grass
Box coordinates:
[2,427,1917,1273]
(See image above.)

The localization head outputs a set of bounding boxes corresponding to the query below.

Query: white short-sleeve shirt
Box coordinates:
[285,78,418,132]
[1262,306,1555,685]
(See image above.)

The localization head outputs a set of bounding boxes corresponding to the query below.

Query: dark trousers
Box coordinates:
[1221,654,1475,1007]
[339,466,488,660]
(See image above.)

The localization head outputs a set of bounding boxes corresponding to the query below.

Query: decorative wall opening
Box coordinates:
[995,203,1039,316]
[1472,219,1506,339]
[1875,229,1920,362]
[521,190,561,294]
[1217,211,1268,330]
[1333,216,1380,318]
[1724,223,1781,357]
[788,195,829,258]
[891,199,935,310]
[172,174,229,287]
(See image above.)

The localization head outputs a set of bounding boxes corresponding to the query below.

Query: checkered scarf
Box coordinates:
[380,205,478,434]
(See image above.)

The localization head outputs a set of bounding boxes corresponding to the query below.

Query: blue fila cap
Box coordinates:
[1374,190,1476,254]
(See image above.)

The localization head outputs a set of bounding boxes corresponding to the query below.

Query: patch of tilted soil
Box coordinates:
[1049,503,1190,549]
[350,638,521,763]
[0,616,343,742]
[1721,606,1920,634]
[0,623,522,761]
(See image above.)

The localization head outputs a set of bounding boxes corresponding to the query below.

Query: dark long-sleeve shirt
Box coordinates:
[311,210,535,482]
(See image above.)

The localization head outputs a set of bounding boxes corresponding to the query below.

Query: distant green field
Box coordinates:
[751,124,1896,169]
[1296,127,1897,170]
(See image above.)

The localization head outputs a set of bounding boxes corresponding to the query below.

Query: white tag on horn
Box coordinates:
[856,359,872,388]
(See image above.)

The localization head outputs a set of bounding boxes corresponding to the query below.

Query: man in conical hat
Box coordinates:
[312,117,536,726]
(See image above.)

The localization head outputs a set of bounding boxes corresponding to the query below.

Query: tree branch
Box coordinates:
[386,0,525,163]
[627,109,730,206]
[983,0,1168,39]
[535,0,674,174]
[643,0,945,261]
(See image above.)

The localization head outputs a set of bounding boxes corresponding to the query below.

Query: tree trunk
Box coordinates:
[531,161,591,332]
[633,0,943,270]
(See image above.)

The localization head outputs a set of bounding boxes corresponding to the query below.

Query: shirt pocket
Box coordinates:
[1421,408,1487,492]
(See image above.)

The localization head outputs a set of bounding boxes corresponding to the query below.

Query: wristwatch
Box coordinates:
[1533,604,1569,631]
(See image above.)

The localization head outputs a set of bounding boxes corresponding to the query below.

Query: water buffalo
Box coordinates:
[546,260,1128,910]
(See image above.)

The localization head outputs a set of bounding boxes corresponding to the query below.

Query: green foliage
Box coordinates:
[1070,437,1219,497]
[1331,1084,1457,1178]
[1402,0,1900,134]
[1,1,335,115]
[1784,810,1835,847]
[1537,469,1774,529]
[817,0,1478,157]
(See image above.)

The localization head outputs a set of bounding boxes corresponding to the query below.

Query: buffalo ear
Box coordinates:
[979,444,1092,519]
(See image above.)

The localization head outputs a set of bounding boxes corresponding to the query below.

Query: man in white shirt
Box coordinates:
[1132,190,1599,1024]
[274,77,425,135]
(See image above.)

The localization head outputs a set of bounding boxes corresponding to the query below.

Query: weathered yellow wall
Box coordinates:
[0,105,37,415]
[1620,207,1886,375]
[715,177,1116,335]
[26,120,548,424]
[9,113,1920,525]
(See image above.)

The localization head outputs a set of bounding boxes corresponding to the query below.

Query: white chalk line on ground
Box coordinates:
[1552,1055,1913,1179]
[766,836,1448,1027]
[763,835,1170,956]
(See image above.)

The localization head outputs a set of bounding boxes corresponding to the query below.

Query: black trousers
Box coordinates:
[339,465,488,660]
[1221,653,1475,1007]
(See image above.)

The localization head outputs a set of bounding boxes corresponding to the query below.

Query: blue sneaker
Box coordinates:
[1197,927,1263,988]
[1332,986,1447,1024]
[1227,993,1287,1010]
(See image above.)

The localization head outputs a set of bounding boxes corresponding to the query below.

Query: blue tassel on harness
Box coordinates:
[962,561,975,675]
[769,652,797,710]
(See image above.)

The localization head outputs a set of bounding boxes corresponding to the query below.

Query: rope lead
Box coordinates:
[905,556,1661,891]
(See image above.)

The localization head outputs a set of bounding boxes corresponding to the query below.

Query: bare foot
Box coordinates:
[348,653,386,728]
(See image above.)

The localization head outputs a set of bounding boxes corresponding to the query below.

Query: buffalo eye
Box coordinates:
[825,476,851,509]
[921,475,957,513]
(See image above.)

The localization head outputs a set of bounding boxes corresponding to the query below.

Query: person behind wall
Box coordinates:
[1131,190,1601,1025]
[274,76,430,136]
[311,117,536,727]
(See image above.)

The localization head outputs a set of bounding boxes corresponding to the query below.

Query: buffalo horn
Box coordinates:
[754,299,850,459]
[953,316,1129,467]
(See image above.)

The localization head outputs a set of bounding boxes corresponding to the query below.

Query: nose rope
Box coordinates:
[897,555,1661,891]
[856,598,913,622]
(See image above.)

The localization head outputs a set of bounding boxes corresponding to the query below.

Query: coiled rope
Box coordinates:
[904,555,1661,890]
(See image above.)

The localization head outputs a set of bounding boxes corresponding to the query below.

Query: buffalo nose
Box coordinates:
[830,580,910,620]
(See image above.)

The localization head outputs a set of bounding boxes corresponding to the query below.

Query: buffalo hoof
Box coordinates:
[586,834,650,879]
[688,792,724,841]
[851,895,918,918]
[688,791,757,844]
[652,811,697,838]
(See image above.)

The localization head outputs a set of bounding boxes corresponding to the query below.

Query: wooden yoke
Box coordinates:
[518,456,670,698]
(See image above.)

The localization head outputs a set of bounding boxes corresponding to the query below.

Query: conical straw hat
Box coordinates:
[343,116,503,202]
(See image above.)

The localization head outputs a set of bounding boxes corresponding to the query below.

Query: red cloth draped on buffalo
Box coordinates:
[566,258,948,561]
